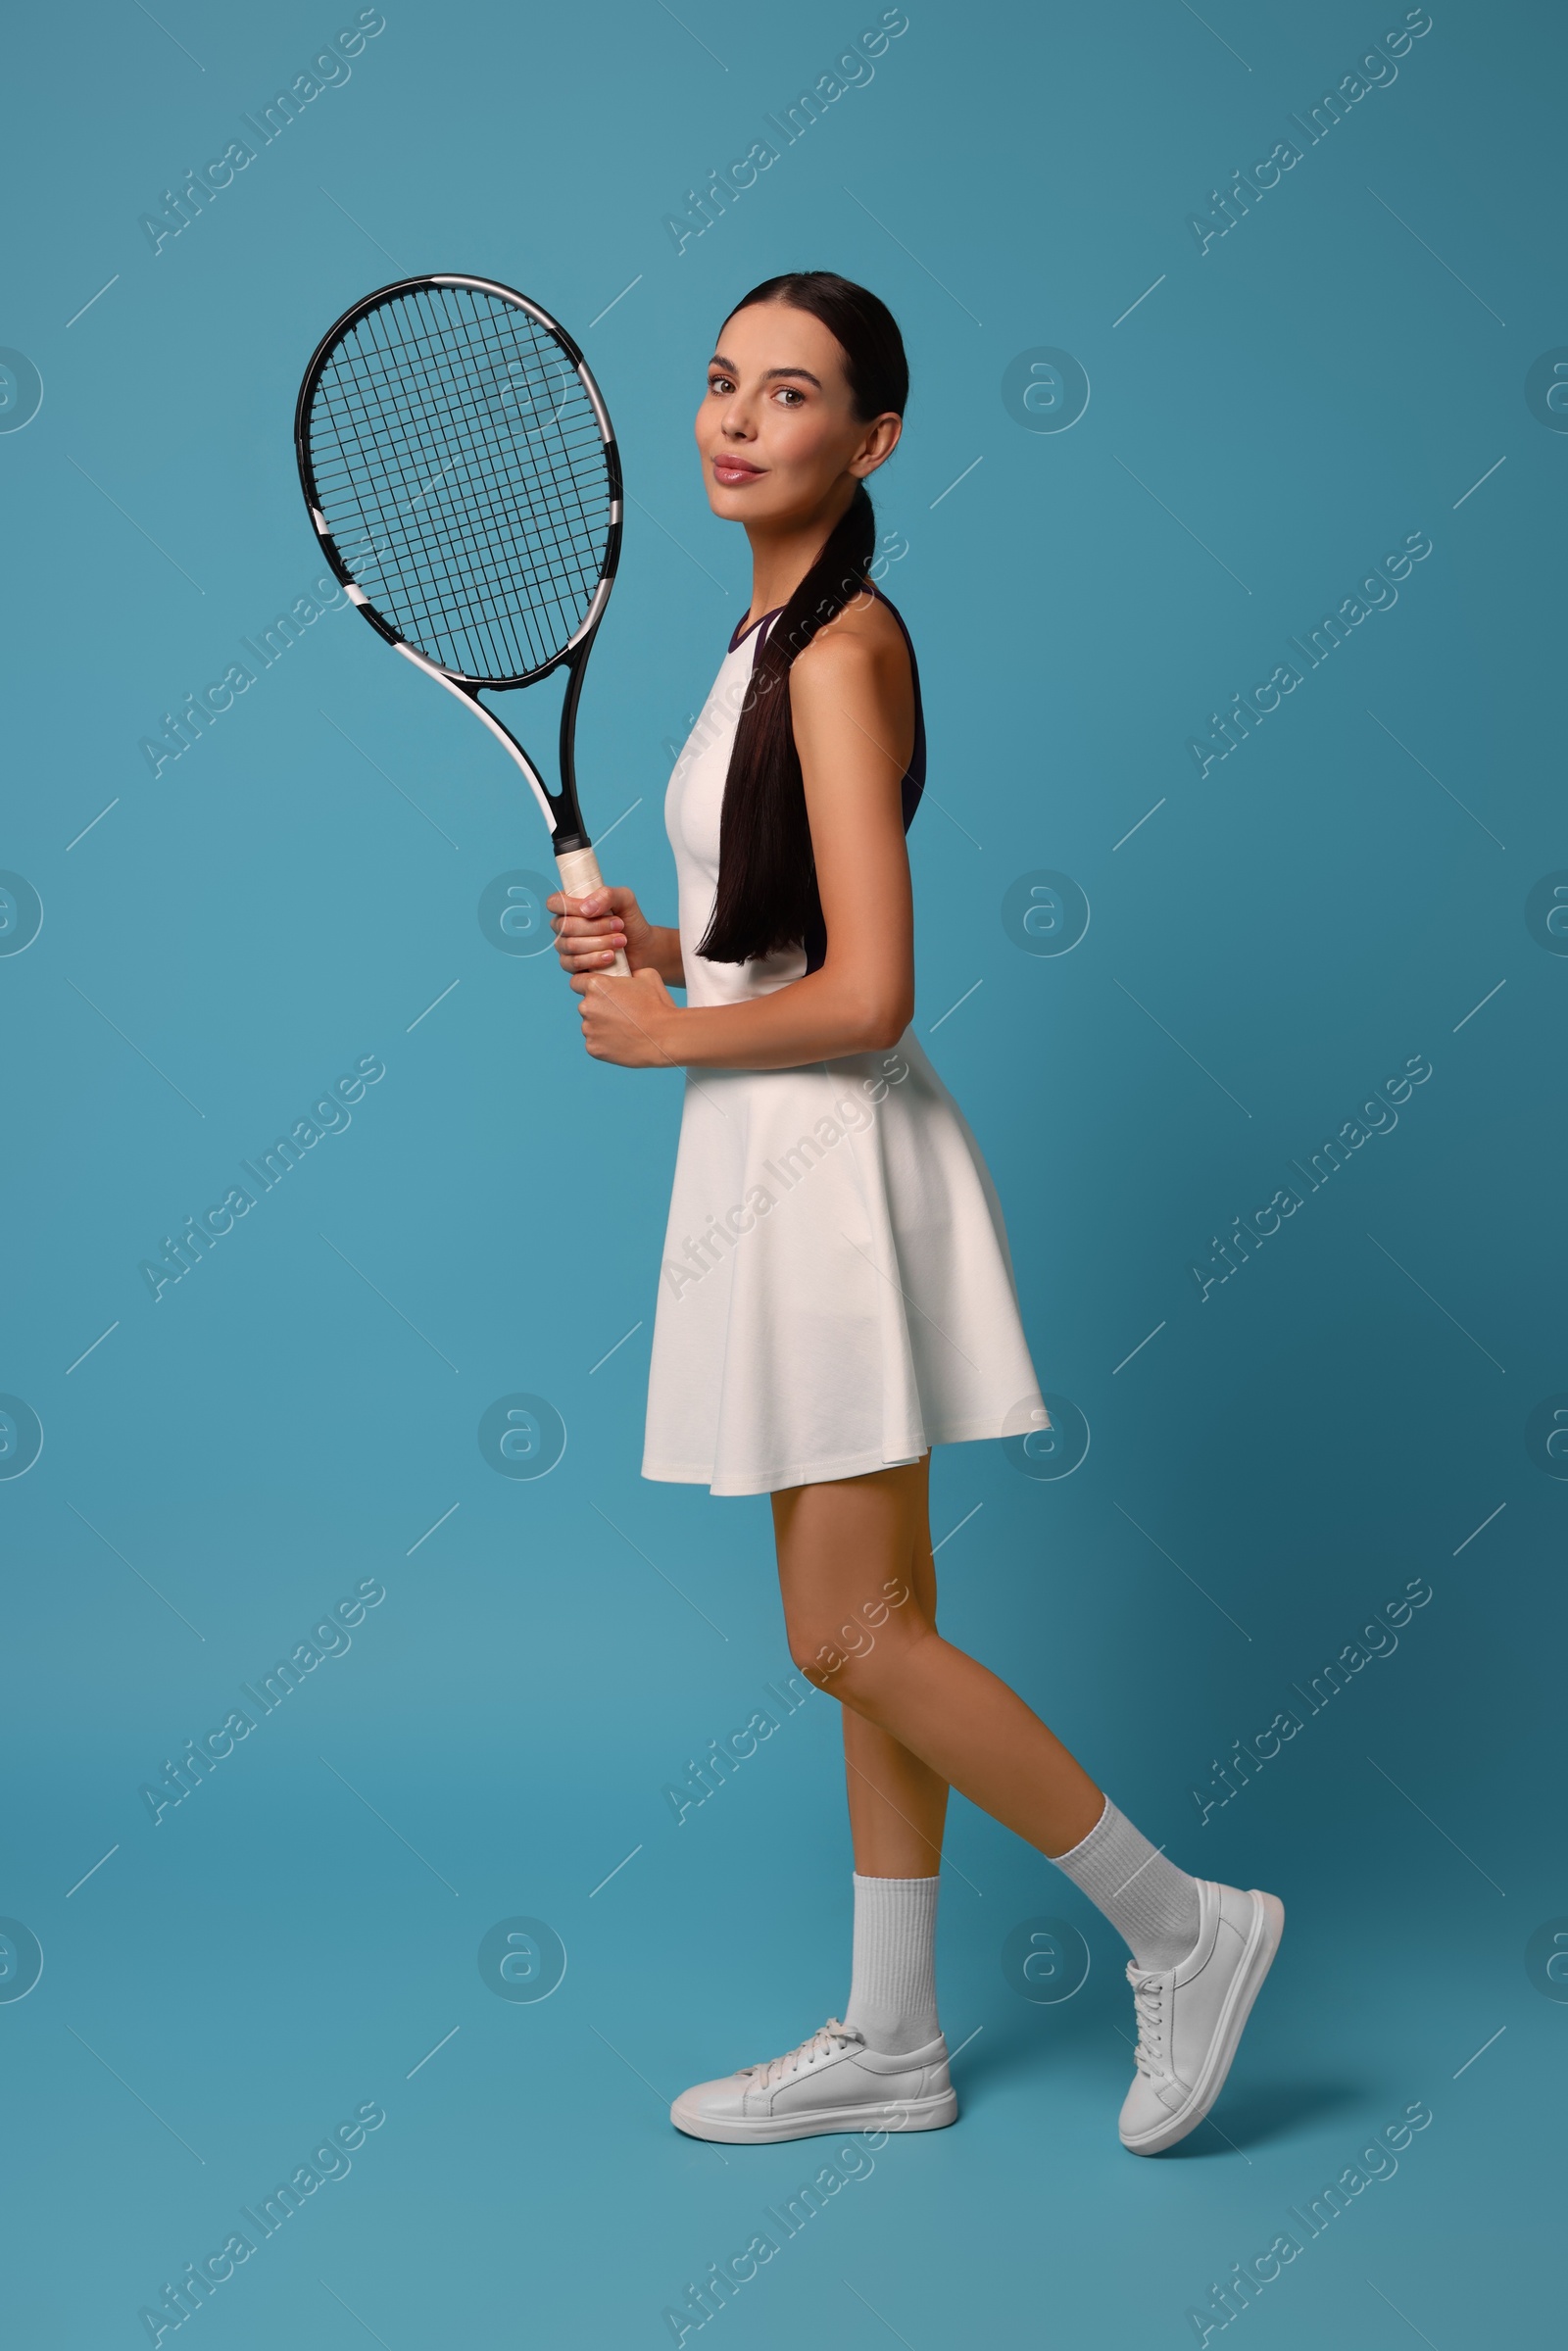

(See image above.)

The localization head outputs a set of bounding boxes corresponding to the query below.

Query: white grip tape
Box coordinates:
[555,844,630,976]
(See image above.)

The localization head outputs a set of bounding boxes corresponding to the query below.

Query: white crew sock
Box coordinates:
[1050,1795,1201,1971]
[842,1872,942,2054]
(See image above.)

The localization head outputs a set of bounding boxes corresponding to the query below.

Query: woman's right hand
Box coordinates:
[548,883,653,983]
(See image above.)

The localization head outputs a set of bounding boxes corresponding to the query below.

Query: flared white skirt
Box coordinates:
[641,1033,1046,1496]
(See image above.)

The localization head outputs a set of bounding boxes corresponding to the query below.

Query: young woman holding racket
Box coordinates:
[550,273,1283,2155]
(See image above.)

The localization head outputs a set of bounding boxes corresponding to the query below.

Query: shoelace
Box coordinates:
[1126,1963,1171,2081]
[745,2018,865,2091]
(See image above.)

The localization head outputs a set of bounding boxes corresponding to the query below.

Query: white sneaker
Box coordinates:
[1118,1880,1284,2155]
[670,2017,958,2144]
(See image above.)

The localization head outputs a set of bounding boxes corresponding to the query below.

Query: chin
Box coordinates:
[714,483,788,522]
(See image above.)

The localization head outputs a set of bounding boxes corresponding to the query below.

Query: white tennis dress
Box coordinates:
[641,595,1047,1496]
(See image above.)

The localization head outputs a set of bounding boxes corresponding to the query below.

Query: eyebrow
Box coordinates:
[708,354,823,388]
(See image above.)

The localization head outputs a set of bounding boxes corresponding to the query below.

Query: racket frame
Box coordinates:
[294,272,623,871]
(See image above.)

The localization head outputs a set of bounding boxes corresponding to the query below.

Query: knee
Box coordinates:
[785,1607,932,1700]
[785,1617,845,1690]
[783,1569,925,1689]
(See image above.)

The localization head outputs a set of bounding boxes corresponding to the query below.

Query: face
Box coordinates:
[696,301,901,528]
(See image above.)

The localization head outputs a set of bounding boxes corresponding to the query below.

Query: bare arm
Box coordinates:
[566,595,915,1071]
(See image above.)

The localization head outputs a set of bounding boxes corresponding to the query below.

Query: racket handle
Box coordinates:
[556,843,630,976]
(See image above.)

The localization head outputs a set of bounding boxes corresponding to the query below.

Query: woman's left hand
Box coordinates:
[575,966,679,1066]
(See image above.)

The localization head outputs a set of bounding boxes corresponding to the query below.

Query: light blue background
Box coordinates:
[2,1,1561,2342]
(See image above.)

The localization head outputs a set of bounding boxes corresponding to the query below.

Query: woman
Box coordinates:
[550,272,1283,2155]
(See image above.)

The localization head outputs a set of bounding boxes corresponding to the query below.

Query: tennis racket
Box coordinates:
[295,272,629,972]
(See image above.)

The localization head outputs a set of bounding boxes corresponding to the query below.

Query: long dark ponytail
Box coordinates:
[696,272,908,966]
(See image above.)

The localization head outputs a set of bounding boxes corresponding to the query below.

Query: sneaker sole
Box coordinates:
[1120,1888,1285,2156]
[670,2086,958,2145]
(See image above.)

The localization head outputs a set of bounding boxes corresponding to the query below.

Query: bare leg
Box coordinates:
[771,1453,1105,1860]
[831,1480,948,1876]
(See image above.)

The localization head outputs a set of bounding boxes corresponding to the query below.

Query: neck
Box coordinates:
[742,481,859,629]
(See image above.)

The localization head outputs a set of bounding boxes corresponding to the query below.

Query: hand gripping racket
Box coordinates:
[295,272,629,971]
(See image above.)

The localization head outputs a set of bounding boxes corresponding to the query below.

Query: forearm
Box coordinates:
[652,966,906,1071]
[644,924,686,988]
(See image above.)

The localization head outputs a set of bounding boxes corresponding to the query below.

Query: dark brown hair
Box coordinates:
[696,272,908,965]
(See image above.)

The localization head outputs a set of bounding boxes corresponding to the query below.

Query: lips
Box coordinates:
[712,457,764,484]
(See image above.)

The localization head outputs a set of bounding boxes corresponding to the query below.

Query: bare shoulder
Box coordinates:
[789,589,914,789]
[790,589,910,710]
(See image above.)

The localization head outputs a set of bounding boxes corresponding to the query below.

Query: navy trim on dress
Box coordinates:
[728,604,782,653]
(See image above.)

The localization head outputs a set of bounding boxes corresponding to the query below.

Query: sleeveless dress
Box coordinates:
[641,587,1048,1497]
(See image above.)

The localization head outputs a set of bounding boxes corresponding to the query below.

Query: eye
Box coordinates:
[708,372,734,395]
[774,386,806,407]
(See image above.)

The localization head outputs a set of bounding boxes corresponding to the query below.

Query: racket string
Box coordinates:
[328,301,579,675]
[306,281,613,681]
[433,285,606,639]
[443,287,612,633]
[316,353,518,672]
[327,296,605,660]
[344,301,545,675]
[390,291,597,672]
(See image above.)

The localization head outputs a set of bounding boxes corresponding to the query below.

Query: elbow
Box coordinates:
[850,989,913,1054]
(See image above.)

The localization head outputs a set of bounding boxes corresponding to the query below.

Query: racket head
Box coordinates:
[295,274,621,690]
